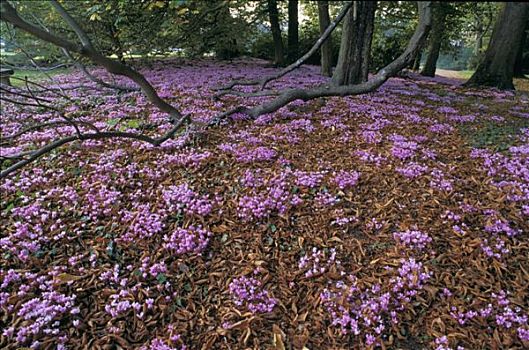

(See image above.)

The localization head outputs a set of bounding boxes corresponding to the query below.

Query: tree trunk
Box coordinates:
[465,2,529,90]
[267,0,285,66]
[421,2,446,77]
[332,1,377,86]
[514,23,527,77]
[413,50,422,71]
[475,17,483,56]
[318,1,332,76]
[287,0,299,63]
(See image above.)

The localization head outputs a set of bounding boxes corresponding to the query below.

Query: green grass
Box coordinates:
[455,70,474,79]
[459,118,529,152]
[10,68,70,87]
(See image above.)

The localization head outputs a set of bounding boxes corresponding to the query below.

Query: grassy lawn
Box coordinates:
[10,68,71,87]
[454,70,474,79]
[436,69,529,92]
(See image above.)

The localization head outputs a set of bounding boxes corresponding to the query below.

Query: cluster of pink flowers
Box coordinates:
[396,162,429,179]
[428,123,454,134]
[314,191,338,207]
[430,169,454,192]
[139,257,168,280]
[333,170,360,190]
[360,130,383,144]
[391,140,419,160]
[238,170,302,220]
[331,210,359,227]
[447,114,476,123]
[162,183,213,216]
[354,149,387,166]
[163,225,212,255]
[229,273,277,314]
[393,229,432,251]
[293,170,325,188]
[298,247,339,278]
[320,258,431,346]
[218,142,277,163]
[3,202,56,261]
[141,338,186,350]
[449,290,529,343]
[434,336,465,350]
[1,270,78,346]
[119,204,165,242]
[163,149,211,168]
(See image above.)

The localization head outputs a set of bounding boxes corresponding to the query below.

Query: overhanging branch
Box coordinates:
[215,1,354,93]
[1,0,183,120]
[241,1,432,118]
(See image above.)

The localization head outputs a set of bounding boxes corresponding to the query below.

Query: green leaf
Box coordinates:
[4,202,15,213]
[126,119,141,129]
[156,273,167,284]
[175,297,182,307]
[106,241,115,257]
[72,167,82,176]
[269,224,277,233]
[106,118,120,127]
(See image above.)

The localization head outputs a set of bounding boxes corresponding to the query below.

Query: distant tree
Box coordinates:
[267,0,285,66]
[420,2,448,76]
[465,2,529,89]
[317,1,332,76]
[287,0,299,63]
[332,1,377,85]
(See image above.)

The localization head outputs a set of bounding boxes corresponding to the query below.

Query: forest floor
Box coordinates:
[1,59,528,350]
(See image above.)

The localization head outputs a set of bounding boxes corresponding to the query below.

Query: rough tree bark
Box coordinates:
[332,1,377,86]
[318,1,333,76]
[267,0,285,66]
[465,2,529,90]
[420,2,447,77]
[287,0,299,64]
[513,22,527,78]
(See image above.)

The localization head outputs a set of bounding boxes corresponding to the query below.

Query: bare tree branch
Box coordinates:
[9,76,109,93]
[0,116,190,179]
[27,10,138,93]
[0,86,54,104]
[215,1,354,93]
[1,120,99,143]
[212,1,432,121]
[61,49,139,92]
[1,0,183,121]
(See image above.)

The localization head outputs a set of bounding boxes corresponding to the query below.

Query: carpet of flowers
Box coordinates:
[1,59,528,349]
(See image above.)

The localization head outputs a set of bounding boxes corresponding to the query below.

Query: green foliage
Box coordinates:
[371,1,418,71]
[459,118,529,152]
[1,0,505,74]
